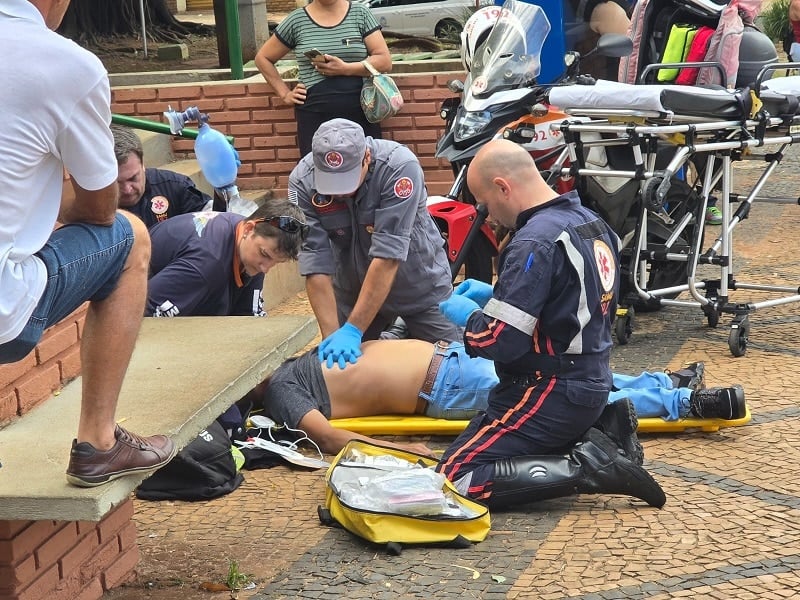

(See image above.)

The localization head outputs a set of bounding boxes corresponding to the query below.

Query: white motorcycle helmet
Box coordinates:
[460,5,500,73]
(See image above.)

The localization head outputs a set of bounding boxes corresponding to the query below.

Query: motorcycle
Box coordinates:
[427,0,633,283]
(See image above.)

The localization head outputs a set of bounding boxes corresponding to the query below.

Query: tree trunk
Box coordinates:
[58,0,213,45]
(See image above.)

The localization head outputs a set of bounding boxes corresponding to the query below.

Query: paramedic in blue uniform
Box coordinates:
[435,139,666,510]
[146,198,308,317]
[288,118,460,369]
[112,123,213,228]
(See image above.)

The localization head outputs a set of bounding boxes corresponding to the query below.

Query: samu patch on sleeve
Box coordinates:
[393,177,413,198]
[593,240,616,292]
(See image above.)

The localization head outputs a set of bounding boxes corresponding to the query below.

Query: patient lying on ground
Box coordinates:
[255,338,745,457]
[257,339,495,456]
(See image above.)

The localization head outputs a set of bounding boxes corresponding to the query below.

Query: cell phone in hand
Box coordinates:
[303,48,326,62]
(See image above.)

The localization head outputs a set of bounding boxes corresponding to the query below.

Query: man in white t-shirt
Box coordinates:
[0,0,176,487]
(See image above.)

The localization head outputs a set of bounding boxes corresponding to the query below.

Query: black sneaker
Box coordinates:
[666,361,705,392]
[689,385,746,420]
[594,398,644,466]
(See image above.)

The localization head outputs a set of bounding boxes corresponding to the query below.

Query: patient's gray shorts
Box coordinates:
[263,349,330,429]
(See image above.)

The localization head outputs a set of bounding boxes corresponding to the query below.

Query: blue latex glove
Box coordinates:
[318,322,363,370]
[453,278,493,308]
[438,294,480,327]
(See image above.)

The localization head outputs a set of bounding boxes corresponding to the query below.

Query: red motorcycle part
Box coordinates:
[428,199,498,263]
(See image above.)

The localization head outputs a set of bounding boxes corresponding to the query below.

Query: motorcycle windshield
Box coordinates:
[467,0,551,99]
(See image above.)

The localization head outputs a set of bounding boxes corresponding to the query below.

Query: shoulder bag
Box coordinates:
[360,60,404,123]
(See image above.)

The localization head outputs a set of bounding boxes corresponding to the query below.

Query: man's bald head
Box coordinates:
[470,140,538,188]
[467,140,558,228]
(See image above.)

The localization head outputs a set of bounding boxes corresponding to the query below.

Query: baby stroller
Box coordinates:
[620,0,772,88]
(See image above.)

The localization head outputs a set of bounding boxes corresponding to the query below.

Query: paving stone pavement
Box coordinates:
[105,145,800,599]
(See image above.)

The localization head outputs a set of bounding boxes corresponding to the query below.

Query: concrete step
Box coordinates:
[135,129,175,169]
[0,315,317,522]
[162,157,213,195]
[264,262,304,311]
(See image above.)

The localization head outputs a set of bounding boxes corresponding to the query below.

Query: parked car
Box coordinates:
[358,0,481,39]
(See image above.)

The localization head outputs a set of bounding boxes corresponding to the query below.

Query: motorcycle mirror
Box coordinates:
[447,79,465,94]
[595,33,634,58]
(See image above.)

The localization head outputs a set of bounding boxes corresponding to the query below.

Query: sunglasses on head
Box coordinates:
[253,215,310,239]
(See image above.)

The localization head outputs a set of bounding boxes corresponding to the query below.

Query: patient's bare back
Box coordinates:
[324,339,434,419]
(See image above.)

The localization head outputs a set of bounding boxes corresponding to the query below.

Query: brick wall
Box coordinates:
[109,70,462,197]
[0,306,86,425]
[186,0,296,15]
[0,500,138,600]
[186,0,213,10]
[270,0,300,13]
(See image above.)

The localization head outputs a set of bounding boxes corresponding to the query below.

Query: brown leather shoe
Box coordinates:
[66,425,176,488]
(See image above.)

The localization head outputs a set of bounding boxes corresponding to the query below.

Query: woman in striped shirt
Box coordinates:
[255,0,393,156]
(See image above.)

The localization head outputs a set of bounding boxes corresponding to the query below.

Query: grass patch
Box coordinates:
[760,0,791,42]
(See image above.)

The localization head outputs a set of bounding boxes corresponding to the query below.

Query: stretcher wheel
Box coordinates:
[704,306,719,328]
[728,317,749,357]
[641,177,665,212]
[615,307,634,345]
[386,542,403,556]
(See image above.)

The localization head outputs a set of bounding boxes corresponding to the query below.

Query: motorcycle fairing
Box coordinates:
[465,0,550,106]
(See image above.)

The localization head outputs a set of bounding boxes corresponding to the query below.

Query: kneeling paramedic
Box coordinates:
[435,139,666,510]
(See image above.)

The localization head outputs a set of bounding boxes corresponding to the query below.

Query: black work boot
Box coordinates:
[594,398,644,466]
[487,428,666,510]
[688,385,746,420]
[666,361,705,392]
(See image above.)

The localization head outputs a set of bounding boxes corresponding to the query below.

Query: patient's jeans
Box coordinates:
[608,371,691,421]
[421,353,692,422]
[420,342,498,420]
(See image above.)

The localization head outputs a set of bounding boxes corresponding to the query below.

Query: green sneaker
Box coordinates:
[705,205,723,225]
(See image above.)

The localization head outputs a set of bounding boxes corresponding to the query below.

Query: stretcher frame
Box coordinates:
[547,66,800,356]
[329,407,752,435]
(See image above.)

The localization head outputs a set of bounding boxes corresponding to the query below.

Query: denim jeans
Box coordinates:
[0,214,134,363]
[608,371,691,421]
[420,342,498,419]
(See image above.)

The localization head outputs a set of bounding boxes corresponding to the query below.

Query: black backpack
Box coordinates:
[136,420,244,501]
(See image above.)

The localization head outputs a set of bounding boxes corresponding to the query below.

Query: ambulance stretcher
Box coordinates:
[546,66,800,356]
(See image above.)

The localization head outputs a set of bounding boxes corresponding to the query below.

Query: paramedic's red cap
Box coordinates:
[312,119,366,195]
